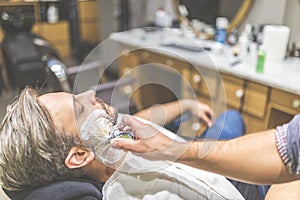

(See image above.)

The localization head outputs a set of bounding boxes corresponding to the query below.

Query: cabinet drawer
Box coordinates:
[119,50,140,75]
[78,1,99,20]
[80,21,99,43]
[31,24,40,35]
[39,21,70,42]
[199,69,219,100]
[0,27,4,42]
[243,82,269,118]
[221,74,244,110]
[55,44,71,58]
[140,51,190,73]
[243,113,266,133]
[270,88,300,114]
[190,67,202,94]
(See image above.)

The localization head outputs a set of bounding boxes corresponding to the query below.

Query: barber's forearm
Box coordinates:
[175,130,297,184]
[265,180,300,199]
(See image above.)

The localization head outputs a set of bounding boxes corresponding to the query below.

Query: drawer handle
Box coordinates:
[193,74,201,83]
[292,99,300,108]
[192,122,200,131]
[235,89,244,98]
[123,85,133,94]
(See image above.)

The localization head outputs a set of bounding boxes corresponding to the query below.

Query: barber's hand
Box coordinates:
[182,99,214,127]
[110,115,179,160]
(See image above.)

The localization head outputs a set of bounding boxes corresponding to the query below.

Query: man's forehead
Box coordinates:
[38,92,74,114]
[39,92,71,100]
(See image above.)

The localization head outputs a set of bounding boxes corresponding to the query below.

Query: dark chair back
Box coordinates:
[1,33,46,89]
[4,179,104,200]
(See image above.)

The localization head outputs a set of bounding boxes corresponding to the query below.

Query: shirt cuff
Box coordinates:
[275,124,293,174]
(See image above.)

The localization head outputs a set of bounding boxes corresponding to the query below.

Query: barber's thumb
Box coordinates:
[110,138,135,151]
[122,115,147,130]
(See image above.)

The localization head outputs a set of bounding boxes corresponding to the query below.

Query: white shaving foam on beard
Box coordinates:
[80,109,125,165]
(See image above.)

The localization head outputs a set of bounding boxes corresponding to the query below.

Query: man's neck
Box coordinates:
[83,159,115,182]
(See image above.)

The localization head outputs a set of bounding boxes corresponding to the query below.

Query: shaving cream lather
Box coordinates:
[79,110,134,165]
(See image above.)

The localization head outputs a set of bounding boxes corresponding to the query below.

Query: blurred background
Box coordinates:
[0,0,300,198]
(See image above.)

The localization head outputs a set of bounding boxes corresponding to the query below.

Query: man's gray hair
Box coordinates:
[0,87,84,191]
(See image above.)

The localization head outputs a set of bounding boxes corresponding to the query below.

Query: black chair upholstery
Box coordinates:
[4,179,105,200]
[1,33,46,89]
[0,6,46,90]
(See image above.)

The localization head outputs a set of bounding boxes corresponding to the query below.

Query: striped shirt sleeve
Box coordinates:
[275,115,300,176]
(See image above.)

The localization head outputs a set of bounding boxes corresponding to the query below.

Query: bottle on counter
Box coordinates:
[215,17,228,44]
[256,46,265,73]
[155,7,172,28]
[238,23,258,67]
[47,3,59,23]
[256,25,264,46]
[227,28,238,46]
[238,30,249,62]
[289,42,300,58]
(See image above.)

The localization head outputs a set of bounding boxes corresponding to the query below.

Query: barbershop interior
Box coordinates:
[0,0,299,199]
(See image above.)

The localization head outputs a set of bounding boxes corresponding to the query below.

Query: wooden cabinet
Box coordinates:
[119,49,141,75]
[34,21,71,58]
[190,67,221,109]
[119,49,192,109]
[269,89,300,114]
[243,82,269,118]
[118,49,143,110]
[143,51,190,107]
[221,73,245,110]
[118,48,300,136]
[220,74,269,133]
[0,27,4,42]
[78,0,100,43]
[243,82,269,133]
[266,88,300,129]
[0,1,100,58]
[189,67,201,95]
[0,1,71,58]
[199,69,220,101]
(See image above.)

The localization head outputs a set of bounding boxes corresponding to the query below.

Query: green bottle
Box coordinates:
[256,48,265,73]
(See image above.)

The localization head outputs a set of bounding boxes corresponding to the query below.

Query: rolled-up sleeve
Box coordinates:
[275,115,300,176]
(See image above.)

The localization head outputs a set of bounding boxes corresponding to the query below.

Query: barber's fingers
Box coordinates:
[121,115,146,129]
[201,111,214,127]
[121,115,160,139]
[199,105,214,127]
[201,104,214,117]
[111,138,145,153]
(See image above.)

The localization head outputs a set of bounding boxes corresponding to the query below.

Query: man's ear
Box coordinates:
[65,147,95,169]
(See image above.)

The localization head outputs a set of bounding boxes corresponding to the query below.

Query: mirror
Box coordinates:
[173,0,255,32]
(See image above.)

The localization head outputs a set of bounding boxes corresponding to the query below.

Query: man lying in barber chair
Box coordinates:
[0,87,262,199]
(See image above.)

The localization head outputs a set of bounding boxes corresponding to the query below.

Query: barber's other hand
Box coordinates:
[181,99,214,127]
[110,115,178,160]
